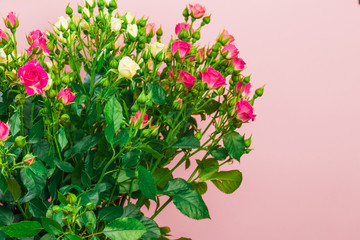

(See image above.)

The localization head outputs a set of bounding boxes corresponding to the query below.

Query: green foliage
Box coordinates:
[1,221,42,238]
[223,131,246,161]
[103,217,147,240]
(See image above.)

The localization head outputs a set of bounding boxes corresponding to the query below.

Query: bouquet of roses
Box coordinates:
[0,0,264,239]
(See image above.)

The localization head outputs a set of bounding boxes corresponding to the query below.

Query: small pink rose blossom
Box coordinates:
[0,29,8,43]
[58,87,76,104]
[178,70,196,89]
[236,82,251,98]
[171,40,191,58]
[5,12,17,29]
[189,49,204,62]
[199,67,226,89]
[222,44,239,59]
[130,111,148,128]
[0,122,10,141]
[218,29,235,45]
[232,57,246,71]
[18,59,49,96]
[233,98,256,122]
[175,22,192,35]
[188,4,206,18]
[145,23,155,36]
[27,30,49,54]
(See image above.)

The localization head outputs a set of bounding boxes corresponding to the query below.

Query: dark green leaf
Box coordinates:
[122,149,141,168]
[1,221,42,238]
[104,95,123,143]
[72,134,101,155]
[0,206,14,226]
[150,84,166,105]
[114,127,130,145]
[202,99,221,115]
[9,112,20,136]
[28,119,44,144]
[29,198,47,218]
[6,178,21,201]
[138,217,161,240]
[0,103,6,115]
[41,218,63,235]
[137,145,165,160]
[223,132,245,161]
[153,168,173,190]
[81,211,96,233]
[172,136,200,149]
[83,73,103,93]
[0,174,8,193]
[99,207,124,222]
[138,166,156,201]
[54,159,74,173]
[97,52,105,73]
[209,147,228,160]
[57,128,68,151]
[210,170,243,194]
[121,204,141,218]
[103,217,147,240]
[40,233,57,240]
[197,158,219,181]
[64,234,82,240]
[81,170,91,188]
[29,161,47,176]
[191,182,208,195]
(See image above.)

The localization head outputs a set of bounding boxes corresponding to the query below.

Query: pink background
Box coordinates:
[3,0,360,239]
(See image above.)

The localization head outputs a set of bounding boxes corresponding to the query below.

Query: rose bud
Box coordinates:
[188,4,206,19]
[14,136,27,148]
[4,12,19,29]
[58,87,76,105]
[0,122,10,141]
[23,154,35,166]
[232,98,256,122]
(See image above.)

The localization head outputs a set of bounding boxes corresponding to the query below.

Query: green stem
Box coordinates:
[16,202,27,219]
[151,197,172,219]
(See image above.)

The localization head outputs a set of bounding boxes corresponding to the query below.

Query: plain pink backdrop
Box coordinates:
[3,0,360,239]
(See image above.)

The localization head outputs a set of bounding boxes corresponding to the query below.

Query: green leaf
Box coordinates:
[41,218,63,235]
[103,217,147,240]
[0,174,8,193]
[9,112,20,136]
[153,168,173,190]
[202,99,221,115]
[6,178,21,201]
[20,168,46,196]
[54,159,74,173]
[209,147,228,160]
[81,211,96,233]
[223,131,245,161]
[0,103,6,115]
[122,149,141,168]
[57,128,68,150]
[138,166,156,201]
[172,136,200,149]
[0,206,14,226]
[191,182,208,195]
[29,198,47,218]
[150,84,166,105]
[210,170,243,194]
[64,234,82,240]
[121,204,141,218]
[138,217,161,240]
[28,119,44,144]
[104,95,123,143]
[1,221,42,238]
[97,52,105,73]
[72,134,101,155]
[197,158,219,181]
[81,170,91,188]
[40,233,57,240]
[29,161,47,176]
[137,145,165,160]
[114,127,130,145]
[99,207,124,222]
[164,179,210,220]
[83,73,103,93]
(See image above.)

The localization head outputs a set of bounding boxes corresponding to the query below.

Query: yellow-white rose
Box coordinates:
[54,16,69,33]
[149,42,166,58]
[104,0,111,6]
[85,0,95,8]
[0,49,6,63]
[118,56,140,79]
[125,12,135,24]
[111,17,123,32]
[80,19,90,31]
[127,24,138,38]
[72,15,81,26]
[82,8,91,19]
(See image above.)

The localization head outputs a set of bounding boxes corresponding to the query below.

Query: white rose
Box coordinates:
[54,16,69,33]
[125,12,134,24]
[104,0,111,6]
[80,19,90,31]
[82,8,91,19]
[85,0,95,7]
[111,17,123,32]
[72,15,81,26]
[118,56,140,79]
[149,42,166,58]
[127,24,138,38]
[43,77,53,91]
[0,48,6,63]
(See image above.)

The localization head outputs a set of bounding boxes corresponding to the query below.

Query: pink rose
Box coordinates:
[130,111,148,128]
[233,98,256,122]
[178,70,196,89]
[0,122,10,141]
[5,12,18,29]
[175,22,192,35]
[188,4,206,18]
[145,23,155,36]
[199,67,226,89]
[218,29,235,45]
[27,30,49,54]
[189,49,204,62]
[222,44,239,59]
[171,40,191,58]
[18,59,49,96]
[24,157,35,166]
[236,82,251,98]
[0,29,8,43]
[58,87,76,104]
[232,57,246,71]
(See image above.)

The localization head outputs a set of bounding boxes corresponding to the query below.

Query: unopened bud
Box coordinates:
[244,135,252,148]
[137,91,147,104]
[14,136,26,148]
[60,114,70,124]
[23,154,35,166]
[86,201,95,211]
[15,94,26,105]
[66,193,77,205]
[66,4,73,16]
[201,15,211,26]
[192,30,200,40]
[52,205,62,213]
[195,131,202,140]
[156,26,163,37]
[255,85,265,97]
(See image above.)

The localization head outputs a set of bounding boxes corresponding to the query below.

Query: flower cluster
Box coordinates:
[0,1,264,240]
